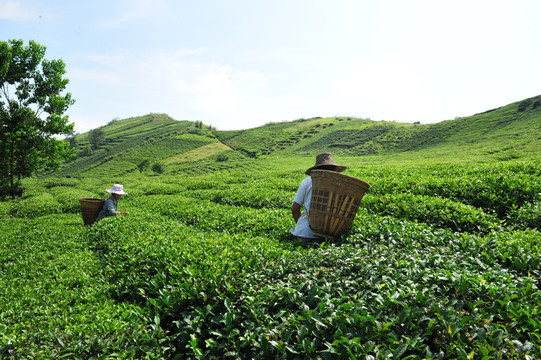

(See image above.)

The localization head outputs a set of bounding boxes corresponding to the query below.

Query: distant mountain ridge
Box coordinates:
[57,95,541,177]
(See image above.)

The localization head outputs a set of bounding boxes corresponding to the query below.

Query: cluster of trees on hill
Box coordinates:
[0,39,74,199]
[137,158,165,174]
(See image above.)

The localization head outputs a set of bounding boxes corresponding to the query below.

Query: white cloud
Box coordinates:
[67,48,271,131]
[330,57,451,122]
[43,0,541,132]
[0,0,39,20]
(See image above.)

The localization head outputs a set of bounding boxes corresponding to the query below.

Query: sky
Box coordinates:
[2,0,541,133]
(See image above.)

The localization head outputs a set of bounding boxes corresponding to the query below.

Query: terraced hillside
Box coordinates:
[58,96,541,177]
[218,95,541,160]
[57,114,237,178]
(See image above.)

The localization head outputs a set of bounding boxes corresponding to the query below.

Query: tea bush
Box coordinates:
[355,162,541,219]
[507,201,541,231]
[130,194,292,238]
[1,159,540,359]
[362,193,502,234]
[87,211,295,358]
[0,215,168,359]
[7,192,62,218]
[186,187,291,209]
[85,210,540,359]
[48,186,101,213]
[140,182,186,195]
[43,177,82,188]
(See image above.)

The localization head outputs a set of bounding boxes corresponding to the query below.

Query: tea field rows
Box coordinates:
[1,159,540,359]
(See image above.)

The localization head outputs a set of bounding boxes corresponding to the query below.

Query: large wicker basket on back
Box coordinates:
[79,198,105,225]
[309,170,370,239]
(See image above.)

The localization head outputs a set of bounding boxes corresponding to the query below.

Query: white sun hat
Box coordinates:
[106,184,128,195]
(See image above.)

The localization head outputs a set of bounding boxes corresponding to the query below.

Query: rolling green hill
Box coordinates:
[58,113,230,177]
[57,95,541,177]
[218,95,541,160]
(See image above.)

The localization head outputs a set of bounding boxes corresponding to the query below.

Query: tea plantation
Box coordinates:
[1,97,541,359]
[1,156,540,359]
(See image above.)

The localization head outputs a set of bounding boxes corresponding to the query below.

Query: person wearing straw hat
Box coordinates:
[290,152,346,242]
[96,184,129,221]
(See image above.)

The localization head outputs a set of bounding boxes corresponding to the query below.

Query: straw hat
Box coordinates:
[305,152,347,175]
[106,184,128,195]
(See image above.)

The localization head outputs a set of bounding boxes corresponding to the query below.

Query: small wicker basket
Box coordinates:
[309,170,370,239]
[79,198,105,225]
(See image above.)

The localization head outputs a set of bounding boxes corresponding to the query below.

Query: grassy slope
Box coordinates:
[396,97,541,161]
[55,96,541,177]
[57,114,228,178]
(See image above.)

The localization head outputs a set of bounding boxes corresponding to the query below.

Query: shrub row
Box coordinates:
[84,210,540,359]
[362,193,502,234]
[0,215,164,359]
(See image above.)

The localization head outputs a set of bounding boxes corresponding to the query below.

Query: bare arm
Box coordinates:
[291,202,301,223]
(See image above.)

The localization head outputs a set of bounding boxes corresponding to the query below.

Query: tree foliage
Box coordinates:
[151,161,165,174]
[88,128,106,150]
[0,39,75,199]
[137,158,151,173]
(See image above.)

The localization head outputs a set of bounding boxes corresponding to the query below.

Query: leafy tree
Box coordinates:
[137,158,151,173]
[108,117,119,125]
[216,154,228,162]
[88,128,106,150]
[151,162,165,175]
[0,39,74,199]
[66,131,79,148]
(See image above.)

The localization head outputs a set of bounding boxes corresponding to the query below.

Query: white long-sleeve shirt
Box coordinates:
[290,176,318,239]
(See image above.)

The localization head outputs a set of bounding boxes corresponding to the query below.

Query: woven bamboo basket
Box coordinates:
[79,198,105,225]
[309,170,370,239]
